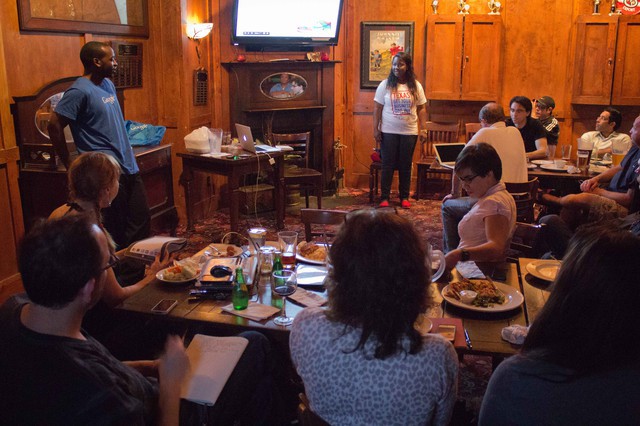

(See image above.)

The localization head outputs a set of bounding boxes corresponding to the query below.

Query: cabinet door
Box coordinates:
[572,15,618,105]
[425,15,463,100]
[611,15,640,105]
[461,15,502,101]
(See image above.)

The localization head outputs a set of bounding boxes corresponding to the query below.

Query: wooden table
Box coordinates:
[117,257,527,358]
[517,258,553,325]
[178,152,285,232]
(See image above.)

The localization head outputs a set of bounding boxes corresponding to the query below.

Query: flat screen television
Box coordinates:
[232,0,344,51]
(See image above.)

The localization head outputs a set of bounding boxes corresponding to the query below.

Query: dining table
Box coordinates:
[116,244,535,361]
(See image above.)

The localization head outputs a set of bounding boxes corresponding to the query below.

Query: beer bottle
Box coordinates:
[272,251,283,273]
[232,267,249,310]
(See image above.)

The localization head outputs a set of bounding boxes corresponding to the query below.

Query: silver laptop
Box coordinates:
[235,124,281,154]
[434,143,467,169]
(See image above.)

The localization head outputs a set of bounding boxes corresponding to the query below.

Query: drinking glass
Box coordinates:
[248,227,267,250]
[278,231,298,269]
[259,246,276,275]
[271,269,297,326]
[547,144,556,160]
[612,139,629,167]
[208,128,223,153]
[561,145,572,160]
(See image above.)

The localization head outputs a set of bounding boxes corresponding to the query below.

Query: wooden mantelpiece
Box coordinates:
[222,61,339,192]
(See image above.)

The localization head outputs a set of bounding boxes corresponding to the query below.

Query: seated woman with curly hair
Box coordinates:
[290,209,458,425]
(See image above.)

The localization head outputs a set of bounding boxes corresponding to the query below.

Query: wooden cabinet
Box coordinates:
[572,15,640,105]
[425,15,503,101]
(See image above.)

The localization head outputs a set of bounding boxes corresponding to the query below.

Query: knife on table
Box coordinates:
[464,328,473,350]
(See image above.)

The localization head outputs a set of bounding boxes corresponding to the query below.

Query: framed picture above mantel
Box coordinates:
[17,0,149,37]
[360,21,414,89]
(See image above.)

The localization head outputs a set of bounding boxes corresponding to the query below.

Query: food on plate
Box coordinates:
[446,278,505,307]
[298,242,327,262]
[210,245,239,257]
[162,264,197,281]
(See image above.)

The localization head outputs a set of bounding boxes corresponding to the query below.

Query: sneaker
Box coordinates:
[401,199,411,209]
[379,200,390,208]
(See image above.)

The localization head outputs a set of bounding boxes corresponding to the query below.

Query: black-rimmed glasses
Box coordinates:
[458,174,479,184]
[100,253,120,273]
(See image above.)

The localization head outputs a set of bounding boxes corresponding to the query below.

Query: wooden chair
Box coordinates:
[272,132,323,208]
[508,222,546,260]
[369,160,382,203]
[465,122,482,142]
[300,208,348,242]
[415,122,460,199]
[298,393,329,426]
[505,178,539,223]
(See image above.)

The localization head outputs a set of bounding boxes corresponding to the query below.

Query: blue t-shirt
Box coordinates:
[55,77,138,174]
[608,144,640,193]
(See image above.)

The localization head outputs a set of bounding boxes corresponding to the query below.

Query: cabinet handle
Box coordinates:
[608,58,613,66]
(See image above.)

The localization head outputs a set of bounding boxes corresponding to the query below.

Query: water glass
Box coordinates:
[248,227,267,249]
[208,128,223,153]
[271,269,297,326]
[259,246,276,275]
[561,145,572,160]
[547,144,556,160]
[277,231,298,269]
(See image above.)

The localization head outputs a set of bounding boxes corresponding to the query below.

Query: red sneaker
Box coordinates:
[401,199,411,209]
[379,200,390,208]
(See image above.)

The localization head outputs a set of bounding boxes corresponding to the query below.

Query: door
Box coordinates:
[611,15,640,105]
[425,15,463,100]
[461,15,503,101]
[572,15,618,105]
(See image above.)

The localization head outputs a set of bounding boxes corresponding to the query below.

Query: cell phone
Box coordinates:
[436,324,456,342]
[151,299,178,315]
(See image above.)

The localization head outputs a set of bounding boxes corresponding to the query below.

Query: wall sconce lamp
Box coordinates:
[186,22,213,64]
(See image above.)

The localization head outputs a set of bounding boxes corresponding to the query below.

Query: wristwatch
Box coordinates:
[460,249,470,262]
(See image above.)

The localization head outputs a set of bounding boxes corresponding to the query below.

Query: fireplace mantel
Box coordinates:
[222,60,339,192]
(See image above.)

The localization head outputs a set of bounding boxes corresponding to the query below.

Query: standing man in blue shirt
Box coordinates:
[48,41,150,249]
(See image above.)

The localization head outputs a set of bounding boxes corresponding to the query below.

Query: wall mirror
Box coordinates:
[260,72,308,100]
[18,0,149,37]
[35,92,74,142]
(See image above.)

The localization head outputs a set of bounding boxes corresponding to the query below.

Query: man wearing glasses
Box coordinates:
[580,107,631,158]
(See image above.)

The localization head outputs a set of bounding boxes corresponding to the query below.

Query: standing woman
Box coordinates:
[373,52,427,209]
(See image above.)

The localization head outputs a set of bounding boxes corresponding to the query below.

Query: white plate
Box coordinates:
[296,242,329,265]
[592,159,612,166]
[525,259,561,281]
[527,163,538,169]
[540,164,570,172]
[206,243,243,258]
[531,160,554,165]
[156,267,197,284]
[441,282,524,312]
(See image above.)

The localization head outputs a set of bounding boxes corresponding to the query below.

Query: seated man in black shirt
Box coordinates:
[0,215,275,425]
[506,95,548,160]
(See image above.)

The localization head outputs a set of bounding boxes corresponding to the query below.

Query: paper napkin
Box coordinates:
[221,302,280,321]
[455,261,486,279]
[288,288,327,308]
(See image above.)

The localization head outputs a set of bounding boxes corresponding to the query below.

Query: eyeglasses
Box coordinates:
[100,253,120,273]
[458,174,479,183]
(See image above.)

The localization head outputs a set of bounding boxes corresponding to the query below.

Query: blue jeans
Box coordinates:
[441,197,477,253]
[380,133,418,200]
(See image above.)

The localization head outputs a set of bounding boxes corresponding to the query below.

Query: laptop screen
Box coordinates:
[434,143,466,164]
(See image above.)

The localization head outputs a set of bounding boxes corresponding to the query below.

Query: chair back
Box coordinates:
[508,222,546,260]
[505,178,539,223]
[465,122,482,142]
[300,208,348,242]
[298,393,330,426]
[272,132,312,168]
[420,122,460,160]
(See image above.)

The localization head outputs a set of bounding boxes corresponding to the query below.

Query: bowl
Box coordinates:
[459,290,478,304]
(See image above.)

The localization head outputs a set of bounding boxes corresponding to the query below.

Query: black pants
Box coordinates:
[380,132,418,200]
[102,173,151,250]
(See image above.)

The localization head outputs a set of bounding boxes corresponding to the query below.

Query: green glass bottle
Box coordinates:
[272,251,283,274]
[232,267,249,310]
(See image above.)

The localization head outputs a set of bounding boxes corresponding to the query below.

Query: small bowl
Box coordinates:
[459,290,478,305]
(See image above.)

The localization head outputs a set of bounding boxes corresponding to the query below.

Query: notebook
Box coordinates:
[433,143,467,169]
[235,123,281,153]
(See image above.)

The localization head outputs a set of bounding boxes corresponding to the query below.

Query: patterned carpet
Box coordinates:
[175,189,491,424]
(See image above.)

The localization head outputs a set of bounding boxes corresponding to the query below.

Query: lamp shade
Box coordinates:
[187,23,213,40]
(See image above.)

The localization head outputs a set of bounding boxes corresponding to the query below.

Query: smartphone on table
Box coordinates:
[151,299,178,315]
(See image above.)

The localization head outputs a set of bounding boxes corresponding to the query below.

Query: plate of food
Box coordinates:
[531,159,554,165]
[525,259,561,281]
[156,264,198,284]
[540,164,570,172]
[206,244,243,258]
[442,278,524,312]
[296,241,329,265]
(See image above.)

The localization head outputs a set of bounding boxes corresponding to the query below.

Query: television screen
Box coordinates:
[232,0,344,48]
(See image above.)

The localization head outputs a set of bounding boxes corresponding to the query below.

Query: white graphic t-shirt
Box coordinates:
[374,80,427,135]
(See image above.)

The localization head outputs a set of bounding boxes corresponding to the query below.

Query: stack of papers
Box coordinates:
[221,302,280,321]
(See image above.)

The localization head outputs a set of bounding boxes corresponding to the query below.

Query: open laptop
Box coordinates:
[433,143,467,169]
[235,123,281,154]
